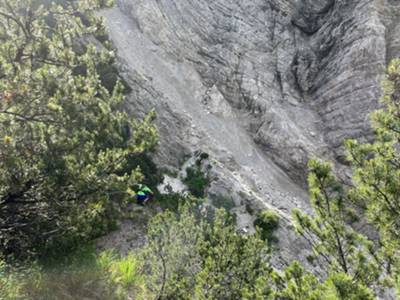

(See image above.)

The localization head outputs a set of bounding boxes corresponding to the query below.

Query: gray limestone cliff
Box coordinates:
[99,0,400,264]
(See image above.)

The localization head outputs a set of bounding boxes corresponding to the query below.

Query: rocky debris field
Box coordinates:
[99,0,400,263]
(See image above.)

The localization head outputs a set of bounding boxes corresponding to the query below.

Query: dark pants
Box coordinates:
[136,194,148,205]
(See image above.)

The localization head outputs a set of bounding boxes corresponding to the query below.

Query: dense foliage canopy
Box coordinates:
[0,0,157,259]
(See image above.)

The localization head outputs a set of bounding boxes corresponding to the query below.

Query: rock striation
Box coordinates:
[100,0,400,263]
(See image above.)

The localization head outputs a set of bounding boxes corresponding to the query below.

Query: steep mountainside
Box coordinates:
[100,0,400,263]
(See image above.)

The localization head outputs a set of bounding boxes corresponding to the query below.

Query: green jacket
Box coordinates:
[141,186,153,194]
[138,184,153,194]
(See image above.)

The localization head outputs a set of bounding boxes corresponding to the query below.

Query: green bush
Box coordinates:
[122,153,163,190]
[156,193,186,212]
[141,205,273,299]
[254,210,279,244]
[0,0,157,260]
[183,167,210,198]
[98,251,145,299]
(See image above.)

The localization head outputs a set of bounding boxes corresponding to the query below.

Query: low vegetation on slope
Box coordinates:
[1,0,400,299]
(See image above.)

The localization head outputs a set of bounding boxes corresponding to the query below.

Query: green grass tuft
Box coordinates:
[183,167,210,198]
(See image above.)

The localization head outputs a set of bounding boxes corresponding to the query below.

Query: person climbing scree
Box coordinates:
[136,184,154,206]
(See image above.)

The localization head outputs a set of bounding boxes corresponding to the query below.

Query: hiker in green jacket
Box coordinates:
[136,184,154,206]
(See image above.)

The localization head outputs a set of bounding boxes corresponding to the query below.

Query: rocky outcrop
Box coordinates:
[100,0,400,263]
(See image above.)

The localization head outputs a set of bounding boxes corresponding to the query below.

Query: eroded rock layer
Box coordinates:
[100,0,400,262]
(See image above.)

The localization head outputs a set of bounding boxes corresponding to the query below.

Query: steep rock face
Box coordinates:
[100,0,400,262]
